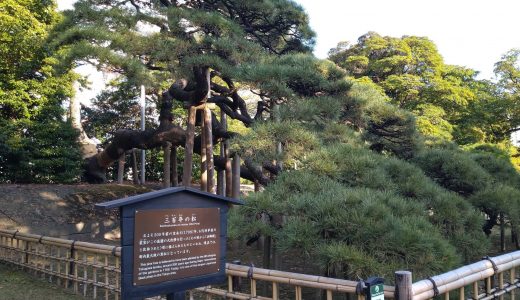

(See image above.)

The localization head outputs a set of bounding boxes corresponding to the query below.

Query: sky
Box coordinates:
[296,0,520,80]
[56,0,520,92]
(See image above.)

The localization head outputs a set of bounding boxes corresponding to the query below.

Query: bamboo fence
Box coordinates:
[395,251,520,300]
[0,229,121,299]
[4,227,520,300]
[0,229,394,299]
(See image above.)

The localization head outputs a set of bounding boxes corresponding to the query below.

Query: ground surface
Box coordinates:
[0,263,84,300]
[0,183,153,243]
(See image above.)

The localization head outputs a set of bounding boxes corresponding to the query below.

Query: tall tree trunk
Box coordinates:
[500,213,506,252]
[70,82,97,159]
[132,149,139,184]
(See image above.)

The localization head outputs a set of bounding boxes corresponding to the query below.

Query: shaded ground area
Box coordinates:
[0,183,154,243]
[0,263,84,300]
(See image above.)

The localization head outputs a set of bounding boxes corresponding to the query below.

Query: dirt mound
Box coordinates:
[0,183,154,244]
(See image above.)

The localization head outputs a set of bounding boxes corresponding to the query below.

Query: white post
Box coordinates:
[140,85,146,185]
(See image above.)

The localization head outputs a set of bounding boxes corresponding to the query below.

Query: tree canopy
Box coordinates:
[0,0,81,183]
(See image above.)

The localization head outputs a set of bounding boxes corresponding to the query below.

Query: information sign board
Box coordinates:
[133,207,220,286]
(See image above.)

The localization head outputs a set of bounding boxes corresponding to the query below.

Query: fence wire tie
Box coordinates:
[427,277,440,297]
[111,246,117,256]
[38,235,44,244]
[483,255,499,288]
[12,230,19,239]
[247,263,254,279]
[483,256,499,275]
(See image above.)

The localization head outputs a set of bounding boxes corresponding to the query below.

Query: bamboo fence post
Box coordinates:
[104,255,109,300]
[499,272,504,300]
[57,247,61,286]
[49,245,54,282]
[511,268,516,300]
[444,291,449,300]
[273,282,279,300]
[232,154,240,199]
[486,277,491,295]
[473,282,479,300]
[251,278,257,298]
[163,142,171,188]
[83,252,88,296]
[326,289,333,300]
[201,116,208,192]
[93,254,98,299]
[117,154,125,184]
[23,240,29,265]
[115,257,120,300]
[295,285,302,300]
[182,106,197,187]
[395,271,413,300]
[228,275,233,293]
[74,250,79,293]
[204,105,215,194]
[459,286,464,300]
[171,146,178,186]
[65,246,71,288]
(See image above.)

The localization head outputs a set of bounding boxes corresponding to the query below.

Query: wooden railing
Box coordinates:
[0,229,395,299]
[395,251,520,300]
[194,263,395,300]
[3,228,520,300]
[0,229,121,299]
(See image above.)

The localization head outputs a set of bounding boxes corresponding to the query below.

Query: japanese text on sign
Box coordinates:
[133,207,221,286]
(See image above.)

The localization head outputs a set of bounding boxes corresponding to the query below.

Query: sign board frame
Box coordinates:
[96,187,243,300]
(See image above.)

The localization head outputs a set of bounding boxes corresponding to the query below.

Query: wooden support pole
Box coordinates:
[171,146,178,187]
[182,106,197,187]
[395,271,413,300]
[225,144,232,197]
[204,106,215,194]
[117,154,125,184]
[218,111,227,196]
[131,149,139,184]
[201,116,208,192]
[232,154,241,199]
[163,142,171,188]
[217,160,224,195]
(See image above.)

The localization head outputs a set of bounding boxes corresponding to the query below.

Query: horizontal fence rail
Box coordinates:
[0,229,121,299]
[195,263,395,300]
[400,251,520,300]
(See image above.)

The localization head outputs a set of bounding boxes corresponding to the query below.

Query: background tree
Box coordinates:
[0,0,81,183]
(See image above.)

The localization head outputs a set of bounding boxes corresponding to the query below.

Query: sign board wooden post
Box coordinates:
[96,187,243,300]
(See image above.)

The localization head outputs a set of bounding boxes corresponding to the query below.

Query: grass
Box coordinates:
[0,263,83,300]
